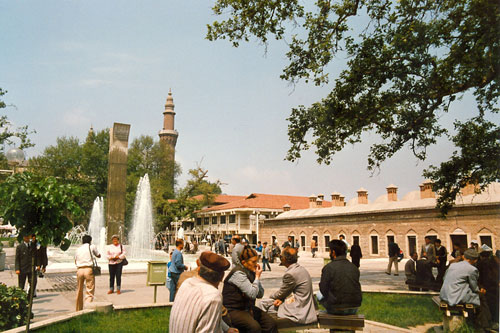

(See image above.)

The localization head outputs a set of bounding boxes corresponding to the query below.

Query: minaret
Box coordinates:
[158,89,179,161]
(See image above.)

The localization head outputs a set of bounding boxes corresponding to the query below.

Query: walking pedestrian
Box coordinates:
[106,235,126,294]
[262,242,271,271]
[16,235,36,295]
[350,240,362,268]
[386,240,400,276]
[75,235,101,311]
[168,239,188,301]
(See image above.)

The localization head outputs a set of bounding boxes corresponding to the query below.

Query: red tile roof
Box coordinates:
[191,194,246,204]
[201,193,332,212]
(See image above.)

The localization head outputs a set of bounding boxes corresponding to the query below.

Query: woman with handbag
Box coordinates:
[106,235,127,294]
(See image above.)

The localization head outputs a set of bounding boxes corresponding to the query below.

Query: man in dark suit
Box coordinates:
[434,239,447,285]
[405,252,419,291]
[350,240,362,268]
[15,235,36,294]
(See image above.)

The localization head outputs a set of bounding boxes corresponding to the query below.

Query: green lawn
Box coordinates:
[34,293,441,332]
[358,293,441,328]
[35,308,170,333]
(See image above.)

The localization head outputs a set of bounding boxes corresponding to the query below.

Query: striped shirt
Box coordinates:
[169,276,223,333]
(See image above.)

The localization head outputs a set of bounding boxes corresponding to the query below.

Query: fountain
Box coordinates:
[87,197,106,254]
[128,174,155,259]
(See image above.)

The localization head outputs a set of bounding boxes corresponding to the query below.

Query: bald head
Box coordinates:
[281,247,298,267]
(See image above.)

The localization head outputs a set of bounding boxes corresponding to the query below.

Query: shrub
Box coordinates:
[0,283,30,330]
[8,238,15,247]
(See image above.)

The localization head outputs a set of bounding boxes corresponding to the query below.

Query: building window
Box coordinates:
[407,236,416,255]
[220,216,226,224]
[387,235,395,254]
[204,217,209,225]
[212,216,217,225]
[371,235,379,255]
[352,235,360,246]
[229,215,236,224]
[480,235,492,248]
[313,235,318,247]
[300,235,306,250]
[324,235,330,252]
[196,218,201,225]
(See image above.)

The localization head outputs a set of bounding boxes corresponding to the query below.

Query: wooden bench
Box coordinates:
[432,296,477,331]
[271,311,365,332]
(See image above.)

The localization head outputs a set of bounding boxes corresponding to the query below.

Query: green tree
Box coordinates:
[160,167,222,231]
[0,172,82,331]
[29,130,109,223]
[127,136,180,231]
[207,0,500,214]
[0,88,35,172]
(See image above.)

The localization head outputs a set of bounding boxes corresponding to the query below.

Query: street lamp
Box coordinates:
[6,147,25,173]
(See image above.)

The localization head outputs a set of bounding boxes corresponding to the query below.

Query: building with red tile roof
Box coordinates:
[195,193,332,243]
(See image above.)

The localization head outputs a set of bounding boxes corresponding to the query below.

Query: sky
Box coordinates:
[0,1,489,202]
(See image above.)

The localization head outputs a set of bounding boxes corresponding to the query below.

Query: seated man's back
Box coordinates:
[260,247,317,324]
[319,240,362,314]
[440,249,481,306]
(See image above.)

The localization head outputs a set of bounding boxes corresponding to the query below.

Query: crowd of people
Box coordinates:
[14,232,498,331]
[402,237,499,330]
[169,236,362,333]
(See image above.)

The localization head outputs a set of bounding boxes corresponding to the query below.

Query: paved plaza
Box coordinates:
[1,247,430,332]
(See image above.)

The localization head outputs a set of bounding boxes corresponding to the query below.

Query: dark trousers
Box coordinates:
[262,258,271,271]
[19,271,37,294]
[228,307,277,333]
[169,272,181,302]
[436,262,447,285]
[351,256,360,268]
[109,263,123,290]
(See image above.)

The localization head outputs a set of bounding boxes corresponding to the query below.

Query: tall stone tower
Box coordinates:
[158,89,179,161]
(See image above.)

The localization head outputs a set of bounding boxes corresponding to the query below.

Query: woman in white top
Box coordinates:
[106,235,126,294]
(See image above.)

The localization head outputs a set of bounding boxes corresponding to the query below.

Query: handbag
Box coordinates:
[120,244,128,266]
[89,244,101,276]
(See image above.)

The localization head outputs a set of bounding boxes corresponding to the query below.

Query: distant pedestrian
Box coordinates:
[16,235,36,295]
[168,239,188,301]
[420,236,436,264]
[434,239,447,285]
[262,242,271,271]
[32,235,48,297]
[256,241,263,258]
[405,252,419,291]
[386,241,400,276]
[311,239,318,258]
[294,240,300,251]
[75,235,101,311]
[282,236,293,249]
[339,235,350,250]
[106,235,126,295]
[231,235,244,267]
[350,240,362,268]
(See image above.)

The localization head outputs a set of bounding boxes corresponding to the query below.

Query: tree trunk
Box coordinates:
[25,245,35,332]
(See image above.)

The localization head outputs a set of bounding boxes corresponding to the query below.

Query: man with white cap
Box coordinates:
[440,249,485,306]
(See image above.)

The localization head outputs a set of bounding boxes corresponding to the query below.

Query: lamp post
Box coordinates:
[6,147,25,173]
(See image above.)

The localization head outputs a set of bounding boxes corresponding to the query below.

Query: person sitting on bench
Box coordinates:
[440,249,485,307]
[259,247,317,324]
[405,252,419,290]
[318,240,362,315]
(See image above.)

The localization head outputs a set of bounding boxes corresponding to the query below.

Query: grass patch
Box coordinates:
[35,307,170,333]
[359,293,441,328]
[34,293,440,332]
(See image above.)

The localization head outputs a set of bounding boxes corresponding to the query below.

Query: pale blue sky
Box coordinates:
[0,1,486,202]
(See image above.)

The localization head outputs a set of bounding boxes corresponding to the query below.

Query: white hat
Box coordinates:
[481,244,492,252]
[471,239,478,244]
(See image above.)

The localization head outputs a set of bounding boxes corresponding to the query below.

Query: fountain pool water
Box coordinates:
[128,174,155,259]
[87,197,106,254]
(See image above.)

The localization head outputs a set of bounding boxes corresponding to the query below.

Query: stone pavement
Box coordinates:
[0,247,425,332]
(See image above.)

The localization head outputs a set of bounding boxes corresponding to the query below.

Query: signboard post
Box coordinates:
[147,261,167,303]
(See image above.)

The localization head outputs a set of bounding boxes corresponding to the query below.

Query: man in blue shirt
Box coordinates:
[169,239,188,301]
